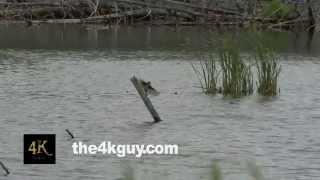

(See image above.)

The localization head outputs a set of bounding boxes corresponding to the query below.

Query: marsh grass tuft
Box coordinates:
[191,54,219,94]
[191,39,254,97]
[192,34,281,97]
[255,43,281,96]
[219,39,254,97]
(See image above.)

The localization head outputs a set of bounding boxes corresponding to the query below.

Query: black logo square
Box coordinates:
[24,134,56,164]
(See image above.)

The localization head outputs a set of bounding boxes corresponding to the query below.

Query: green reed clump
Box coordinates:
[191,54,220,94]
[191,39,254,97]
[255,44,281,96]
[261,0,294,19]
[219,39,254,97]
[192,35,281,97]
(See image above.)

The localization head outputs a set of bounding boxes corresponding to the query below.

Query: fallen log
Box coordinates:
[117,0,242,16]
[83,8,149,22]
[29,18,82,24]
[116,1,204,17]
[267,18,309,29]
[0,6,93,20]
[0,2,60,8]
[0,7,63,17]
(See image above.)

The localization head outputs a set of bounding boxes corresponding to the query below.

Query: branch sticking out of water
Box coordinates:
[0,161,10,176]
[130,76,162,123]
[65,129,75,139]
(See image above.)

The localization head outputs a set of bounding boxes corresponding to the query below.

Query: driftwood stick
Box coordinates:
[29,19,82,24]
[65,129,75,139]
[0,161,9,176]
[267,18,309,29]
[130,76,162,123]
[84,9,148,21]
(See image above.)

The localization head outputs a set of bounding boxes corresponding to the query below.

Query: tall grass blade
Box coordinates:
[191,55,219,94]
[219,38,254,97]
[255,42,281,96]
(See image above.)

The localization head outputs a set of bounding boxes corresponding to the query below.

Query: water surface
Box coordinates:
[0,24,319,180]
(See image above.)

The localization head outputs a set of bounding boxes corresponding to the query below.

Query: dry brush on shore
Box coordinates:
[0,0,318,30]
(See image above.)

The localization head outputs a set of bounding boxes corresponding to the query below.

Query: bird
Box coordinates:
[140,80,159,96]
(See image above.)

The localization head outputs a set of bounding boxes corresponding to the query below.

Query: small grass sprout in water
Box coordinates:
[209,161,265,180]
[210,162,223,180]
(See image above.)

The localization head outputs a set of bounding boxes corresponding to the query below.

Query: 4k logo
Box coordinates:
[24,134,55,164]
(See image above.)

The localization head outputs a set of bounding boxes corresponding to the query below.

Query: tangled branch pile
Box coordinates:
[0,0,317,29]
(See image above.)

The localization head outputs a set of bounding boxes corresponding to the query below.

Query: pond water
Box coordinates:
[0,24,319,180]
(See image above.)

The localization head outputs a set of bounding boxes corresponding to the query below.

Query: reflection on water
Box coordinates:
[0,24,320,55]
[0,25,320,180]
[306,27,315,53]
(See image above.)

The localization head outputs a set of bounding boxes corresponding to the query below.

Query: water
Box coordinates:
[0,24,320,180]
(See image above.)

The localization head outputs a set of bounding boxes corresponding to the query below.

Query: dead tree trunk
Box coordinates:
[130,76,162,123]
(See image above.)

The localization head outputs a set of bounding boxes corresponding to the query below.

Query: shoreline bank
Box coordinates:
[0,0,317,31]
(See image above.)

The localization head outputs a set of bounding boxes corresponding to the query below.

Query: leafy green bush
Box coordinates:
[262,0,294,19]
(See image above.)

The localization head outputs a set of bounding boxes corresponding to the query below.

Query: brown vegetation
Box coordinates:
[0,0,317,30]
